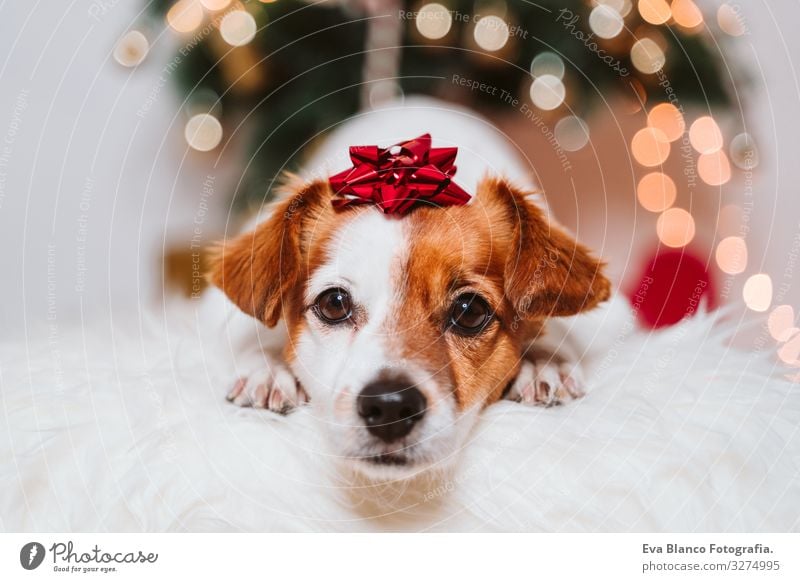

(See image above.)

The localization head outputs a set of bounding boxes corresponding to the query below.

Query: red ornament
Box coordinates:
[328,133,471,215]
[629,249,717,329]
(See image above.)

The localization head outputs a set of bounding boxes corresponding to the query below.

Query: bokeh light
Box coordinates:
[416,3,452,40]
[631,127,670,166]
[631,38,666,74]
[718,4,746,37]
[113,31,149,67]
[637,172,676,212]
[530,52,565,79]
[220,10,257,46]
[597,0,633,18]
[530,75,565,110]
[778,333,800,366]
[715,236,748,275]
[589,4,624,39]
[647,103,685,142]
[657,208,695,248]
[200,0,232,9]
[698,150,732,185]
[167,0,204,33]
[743,273,773,312]
[730,132,759,170]
[555,116,590,151]
[689,116,723,154]
[474,15,510,52]
[768,305,799,342]
[638,0,671,25]
[671,0,704,29]
[185,113,223,151]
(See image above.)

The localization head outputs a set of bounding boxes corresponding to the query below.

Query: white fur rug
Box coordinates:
[2,301,798,532]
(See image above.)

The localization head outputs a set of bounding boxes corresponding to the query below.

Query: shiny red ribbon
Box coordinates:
[328,133,471,215]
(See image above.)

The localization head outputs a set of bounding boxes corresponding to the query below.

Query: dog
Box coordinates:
[207,97,611,481]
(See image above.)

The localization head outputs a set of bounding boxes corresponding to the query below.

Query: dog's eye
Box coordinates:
[314,288,353,324]
[449,293,492,335]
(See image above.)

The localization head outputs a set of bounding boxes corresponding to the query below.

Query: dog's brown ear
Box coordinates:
[207,178,331,327]
[478,178,611,318]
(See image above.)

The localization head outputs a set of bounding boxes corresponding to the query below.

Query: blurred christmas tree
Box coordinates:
[129,0,735,210]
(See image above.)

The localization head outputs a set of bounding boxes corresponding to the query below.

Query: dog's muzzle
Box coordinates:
[356,377,427,443]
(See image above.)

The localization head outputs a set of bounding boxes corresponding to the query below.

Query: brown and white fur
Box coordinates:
[207,98,611,481]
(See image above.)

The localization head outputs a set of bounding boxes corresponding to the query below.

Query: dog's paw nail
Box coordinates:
[226,378,247,402]
[227,358,307,415]
[535,380,551,402]
[560,375,584,399]
[510,359,585,407]
[267,385,285,411]
[251,383,269,408]
[297,383,310,404]
[232,393,252,408]
[559,363,586,399]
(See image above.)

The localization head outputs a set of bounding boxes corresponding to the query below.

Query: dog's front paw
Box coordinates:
[507,359,585,407]
[226,356,308,413]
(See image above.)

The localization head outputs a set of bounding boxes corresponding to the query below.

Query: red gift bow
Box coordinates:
[328,133,471,215]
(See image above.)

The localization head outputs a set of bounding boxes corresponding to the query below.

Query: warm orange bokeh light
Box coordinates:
[672,0,704,28]
[778,333,800,366]
[689,116,723,154]
[632,127,671,167]
[657,208,695,248]
[698,150,732,186]
[715,236,748,275]
[200,0,232,9]
[639,0,671,25]
[637,172,677,212]
[769,305,799,343]
[647,103,685,142]
[167,0,204,33]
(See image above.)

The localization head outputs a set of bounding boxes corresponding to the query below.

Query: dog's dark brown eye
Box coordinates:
[314,288,353,324]
[449,293,492,335]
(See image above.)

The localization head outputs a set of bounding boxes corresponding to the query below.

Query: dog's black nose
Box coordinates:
[357,380,427,443]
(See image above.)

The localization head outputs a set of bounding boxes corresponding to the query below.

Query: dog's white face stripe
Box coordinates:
[294,210,405,413]
[303,210,404,393]
[304,210,404,335]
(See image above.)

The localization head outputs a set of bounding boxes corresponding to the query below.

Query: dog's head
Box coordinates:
[210,176,609,480]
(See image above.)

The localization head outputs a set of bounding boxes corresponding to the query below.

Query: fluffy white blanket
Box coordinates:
[1,302,798,532]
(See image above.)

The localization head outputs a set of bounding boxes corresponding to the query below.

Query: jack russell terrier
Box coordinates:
[207,97,612,481]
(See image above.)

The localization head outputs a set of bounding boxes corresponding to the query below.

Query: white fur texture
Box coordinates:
[1,301,798,532]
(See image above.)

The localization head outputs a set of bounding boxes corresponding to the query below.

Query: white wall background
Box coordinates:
[0,0,238,339]
[0,1,797,339]
[730,2,800,310]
